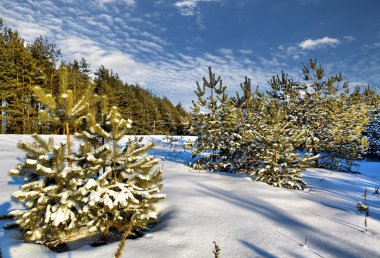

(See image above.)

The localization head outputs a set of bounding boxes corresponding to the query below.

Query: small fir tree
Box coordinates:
[9,136,85,245]
[249,101,318,189]
[8,106,165,247]
[323,92,368,171]
[362,86,380,158]
[32,69,89,167]
[189,67,239,171]
[268,60,368,171]
[74,106,165,238]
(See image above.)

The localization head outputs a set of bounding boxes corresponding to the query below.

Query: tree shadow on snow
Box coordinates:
[239,240,277,258]
[195,182,380,258]
[0,202,11,215]
[148,148,194,165]
[0,207,175,257]
[150,207,178,233]
[7,177,24,186]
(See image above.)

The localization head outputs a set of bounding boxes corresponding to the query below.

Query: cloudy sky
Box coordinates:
[1,0,380,108]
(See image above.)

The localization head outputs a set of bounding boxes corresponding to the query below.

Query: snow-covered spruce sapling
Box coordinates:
[357,188,369,232]
[249,101,319,190]
[74,106,165,241]
[8,106,165,247]
[9,136,84,245]
[267,60,368,172]
[229,77,261,171]
[364,109,380,158]
[323,91,368,172]
[189,67,239,171]
[9,134,55,184]
[33,81,89,167]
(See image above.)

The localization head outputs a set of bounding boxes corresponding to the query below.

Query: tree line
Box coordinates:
[0,19,190,135]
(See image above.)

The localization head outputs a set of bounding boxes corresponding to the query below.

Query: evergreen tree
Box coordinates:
[32,68,90,166]
[8,106,165,246]
[0,25,36,133]
[268,59,368,171]
[363,86,380,158]
[74,106,165,238]
[323,90,368,171]
[365,112,380,158]
[189,67,238,171]
[9,135,85,245]
[28,36,61,95]
[231,78,266,171]
[249,101,318,189]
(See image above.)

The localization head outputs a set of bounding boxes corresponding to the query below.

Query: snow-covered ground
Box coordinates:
[0,135,380,258]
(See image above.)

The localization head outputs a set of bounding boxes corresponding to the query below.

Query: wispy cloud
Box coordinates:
[174,0,199,16]
[238,49,253,55]
[363,42,380,50]
[218,48,233,56]
[343,35,355,42]
[299,36,340,50]
[174,0,220,29]
[97,0,136,6]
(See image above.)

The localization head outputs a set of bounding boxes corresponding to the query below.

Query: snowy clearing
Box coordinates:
[0,135,380,258]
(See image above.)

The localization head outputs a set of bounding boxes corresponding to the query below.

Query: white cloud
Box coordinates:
[218,48,233,56]
[238,49,253,55]
[174,0,199,16]
[97,0,136,6]
[344,35,355,42]
[297,0,322,5]
[350,81,368,87]
[174,0,220,15]
[363,42,380,50]
[174,0,220,29]
[299,36,340,50]
[259,57,285,67]
[275,44,305,60]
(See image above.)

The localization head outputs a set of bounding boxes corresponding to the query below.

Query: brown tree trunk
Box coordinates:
[66,122,72,167]
[213,149,217,164]
[114,214,136,258]
[113,137,117,184]
[274,145,278,183]
[27,81,31,133]
[22,74,26,134]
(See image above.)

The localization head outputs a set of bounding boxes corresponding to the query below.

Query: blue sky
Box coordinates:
[1,0,380,108]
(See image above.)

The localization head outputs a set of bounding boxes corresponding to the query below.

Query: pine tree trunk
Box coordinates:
[22,75,26,134]
[0,98,3,133]
[114,214,136,258]
[27,89,31,134]
[50,72,54,95]
[102,223,110,241]
[102,137,105,175]
[313,149,319,167]
[274,145,278,183]
[66,122,72,167]
[113,137,117,184]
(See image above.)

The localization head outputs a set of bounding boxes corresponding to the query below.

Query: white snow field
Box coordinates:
[0,134,380,258]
